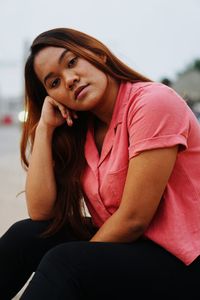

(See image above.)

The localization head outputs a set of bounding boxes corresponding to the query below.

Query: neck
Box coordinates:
[91,77,120,126]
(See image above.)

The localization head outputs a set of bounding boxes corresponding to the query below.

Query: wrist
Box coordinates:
[36,120,55,136]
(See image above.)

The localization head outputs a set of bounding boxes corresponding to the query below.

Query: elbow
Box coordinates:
[127,219,149,239]
[131,222,148,236]
[25,193,55,221]
[28,211,54,221]
[117,207,152,239]
[27,205,54,221]
[115,209,150,241]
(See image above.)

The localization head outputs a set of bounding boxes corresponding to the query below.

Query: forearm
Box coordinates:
[90,209,145,243]
[25,122,57,219]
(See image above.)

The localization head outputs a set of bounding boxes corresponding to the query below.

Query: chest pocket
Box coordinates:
[102,166,128,210]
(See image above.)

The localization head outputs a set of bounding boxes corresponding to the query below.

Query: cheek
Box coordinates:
[48,89,70,105]
[93,71,108,92]
[98,74,108,94]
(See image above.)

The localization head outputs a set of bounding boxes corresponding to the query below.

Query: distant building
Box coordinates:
[172,69,200,103]
[0,95,23,125]
[172,69,200,119]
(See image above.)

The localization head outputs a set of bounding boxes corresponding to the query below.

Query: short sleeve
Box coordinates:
[128,83,189,159]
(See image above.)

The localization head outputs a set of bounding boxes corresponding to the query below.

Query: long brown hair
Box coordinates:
[21,28,152,238]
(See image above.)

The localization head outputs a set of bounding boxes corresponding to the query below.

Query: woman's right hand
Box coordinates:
[38,96,78,129]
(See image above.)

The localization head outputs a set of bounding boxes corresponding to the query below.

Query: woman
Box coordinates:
[0,27,200,299]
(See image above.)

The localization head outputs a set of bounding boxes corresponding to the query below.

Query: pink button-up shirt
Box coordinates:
[82,81,200,265]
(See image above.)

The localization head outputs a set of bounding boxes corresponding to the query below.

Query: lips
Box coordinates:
[74,84,88,100]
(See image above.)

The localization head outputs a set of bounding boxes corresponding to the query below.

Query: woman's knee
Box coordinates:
[1,218,50,244]
[21,242,89,299]
[0,219,56,272]
[38,241,89,273]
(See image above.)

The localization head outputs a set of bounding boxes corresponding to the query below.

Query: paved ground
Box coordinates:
[0,125,28,235]
[1,124,90,298]
[0,124,29,299]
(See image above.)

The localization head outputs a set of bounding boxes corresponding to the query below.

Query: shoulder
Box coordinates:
[125,82,190,157]
[127,81,188,120]
[130,81,186,105]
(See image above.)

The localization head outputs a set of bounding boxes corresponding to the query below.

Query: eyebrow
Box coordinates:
[43,49,68,85]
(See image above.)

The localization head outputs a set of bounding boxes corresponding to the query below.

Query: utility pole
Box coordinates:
[0,60,20,120]
[0,39,30,124]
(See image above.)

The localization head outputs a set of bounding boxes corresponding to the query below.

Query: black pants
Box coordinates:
[0,219,199,300]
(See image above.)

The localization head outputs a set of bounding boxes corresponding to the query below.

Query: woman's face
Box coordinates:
[34,46,109,111]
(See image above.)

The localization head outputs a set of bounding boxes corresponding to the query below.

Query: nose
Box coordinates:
[64,71,79,90]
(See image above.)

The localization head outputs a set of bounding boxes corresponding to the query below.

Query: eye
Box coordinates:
[50,78,60,88]
[68,57,78,68]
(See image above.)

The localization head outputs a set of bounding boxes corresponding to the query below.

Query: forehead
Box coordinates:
[34,46,68,80]
[34,46,67,68]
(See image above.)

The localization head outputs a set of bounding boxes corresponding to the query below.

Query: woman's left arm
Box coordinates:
[90,145,178,242]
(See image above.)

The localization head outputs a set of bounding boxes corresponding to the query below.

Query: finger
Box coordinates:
[56,104,73,126]
[49,98,74,126]
[52,100,69,119]
[57,104,68,119]
[63,108,78,120]
[63,108,77,125]
[65,110,73,126]
[72,111,78,119]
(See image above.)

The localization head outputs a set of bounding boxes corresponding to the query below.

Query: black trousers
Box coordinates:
[0,218,199,300]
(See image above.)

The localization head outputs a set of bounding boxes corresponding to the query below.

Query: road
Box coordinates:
[0,124,29,299]
[0,125,28,236]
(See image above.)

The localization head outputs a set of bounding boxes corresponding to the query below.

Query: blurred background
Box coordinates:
[0,0,200,297]
[1,0,200,232]
[1,0,200,237]
[0,0,200,299]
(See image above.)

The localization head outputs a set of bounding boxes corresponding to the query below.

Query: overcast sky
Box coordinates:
[0,0,200,97]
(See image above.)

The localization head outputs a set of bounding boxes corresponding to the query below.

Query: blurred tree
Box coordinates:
[161,78,172,87]
[193,59,200,71]
[177,58,200,76]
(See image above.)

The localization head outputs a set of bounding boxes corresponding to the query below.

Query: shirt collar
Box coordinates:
[109,81,133,129]
[84,81,134,167]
